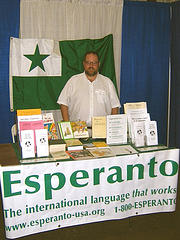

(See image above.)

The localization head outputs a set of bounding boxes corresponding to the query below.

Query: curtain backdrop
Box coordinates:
[0,0,20,143]
[169,1,180,148]
[20,0,123,94]
[120,1,170,145]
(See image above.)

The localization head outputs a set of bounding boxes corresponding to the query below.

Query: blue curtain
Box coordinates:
[169,2,180,148]
[120,1,170,145]
[0,0,20,143]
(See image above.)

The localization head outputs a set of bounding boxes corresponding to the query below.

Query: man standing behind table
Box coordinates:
[57,51,121,127]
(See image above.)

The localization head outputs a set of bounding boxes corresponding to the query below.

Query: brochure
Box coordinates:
[145,120,158,146]
[106,114,127,145]
[92,116,106,139]
[35,129,49,157]
[21,130,35,159]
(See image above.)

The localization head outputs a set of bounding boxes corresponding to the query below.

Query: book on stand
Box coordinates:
[42,112,58,140]
[57,120,89,139]
[106,114,127,145]
[92,116,106,139]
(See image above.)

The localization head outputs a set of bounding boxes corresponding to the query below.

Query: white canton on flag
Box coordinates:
[10,38,62,76]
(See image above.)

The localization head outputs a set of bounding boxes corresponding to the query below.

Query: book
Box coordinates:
[65,139,83,151]
[106,114,127,145]
[49,139,66,153]
[42,112,58,140]
[83,142,96,149]
[58,121,89,139]
[58,121,74,139]
[110,145,138,155]
[51,151,70,160]
[88,147,115,158]
[70,121,89,138]
[92,116,106,139]
[66,149,94,160]
[92,141,109,148]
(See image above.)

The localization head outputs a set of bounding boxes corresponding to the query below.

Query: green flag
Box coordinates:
[11,34,118,111]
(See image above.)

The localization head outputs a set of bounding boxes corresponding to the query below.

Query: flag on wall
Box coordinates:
[10,34,117,111]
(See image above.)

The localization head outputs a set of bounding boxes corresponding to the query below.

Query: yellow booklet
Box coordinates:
[17,108,41,116]
[92,116,106,139]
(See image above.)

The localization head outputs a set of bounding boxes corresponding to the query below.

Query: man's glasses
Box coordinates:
[84,61,99,66]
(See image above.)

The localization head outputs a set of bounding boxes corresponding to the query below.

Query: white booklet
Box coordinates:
[35,129,49,157]
[21,130,35,159]
[127,112,150,143]
[133,121,146,147]
[145,121,158,146]
[106,114,127,145]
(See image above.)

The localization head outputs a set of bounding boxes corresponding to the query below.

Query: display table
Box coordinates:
[0,144,179,239]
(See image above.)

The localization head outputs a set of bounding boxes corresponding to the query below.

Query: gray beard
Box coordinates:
[85,69,98,77]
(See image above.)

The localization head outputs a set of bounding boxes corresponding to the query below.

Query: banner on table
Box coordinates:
[0,149,179,239]
[9,34,117,111]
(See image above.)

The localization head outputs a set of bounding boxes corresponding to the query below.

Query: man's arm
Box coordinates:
[111,107,119,115]
[60,104,69,121]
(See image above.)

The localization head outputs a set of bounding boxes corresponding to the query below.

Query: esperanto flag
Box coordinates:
[10,34,118,111]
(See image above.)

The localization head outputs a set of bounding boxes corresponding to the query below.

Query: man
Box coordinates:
[57,51,120,127]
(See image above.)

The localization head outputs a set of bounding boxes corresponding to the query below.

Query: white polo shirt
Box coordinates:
[57,72,121,126]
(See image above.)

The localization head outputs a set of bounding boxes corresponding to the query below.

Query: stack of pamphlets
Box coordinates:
[124,102,158,147]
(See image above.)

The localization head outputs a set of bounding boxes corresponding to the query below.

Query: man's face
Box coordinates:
[83,53,99,77]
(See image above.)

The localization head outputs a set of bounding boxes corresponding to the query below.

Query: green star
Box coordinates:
[24,44,49,72]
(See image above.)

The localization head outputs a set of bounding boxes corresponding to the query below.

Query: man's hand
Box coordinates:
[60,104,69,121]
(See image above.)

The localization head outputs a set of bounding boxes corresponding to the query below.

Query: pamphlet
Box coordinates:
[124,102,147,114]
[92,116,106,139]
[106,114,127,145]
[21,130,35,159]
[145,121,158,146]
[17,108,41,116]
[35,129,49,157]
[133,121,146,147]
[19,120,44,151]
[127,112,150,143]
